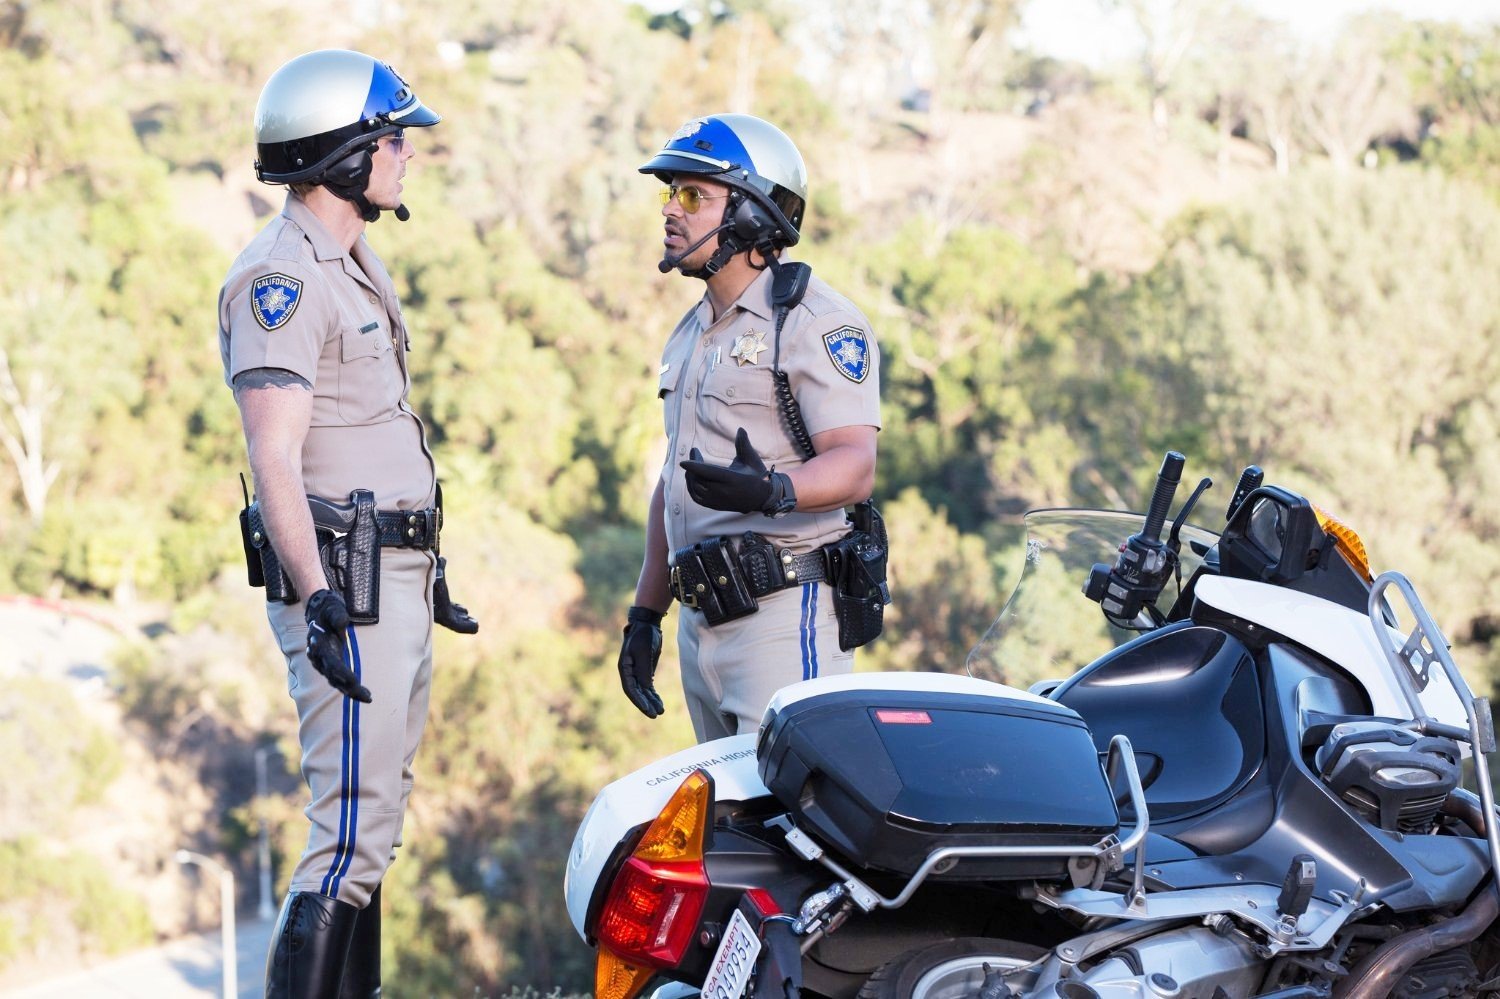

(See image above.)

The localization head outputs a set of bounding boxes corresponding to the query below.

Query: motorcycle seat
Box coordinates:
[1051,623,1264,824]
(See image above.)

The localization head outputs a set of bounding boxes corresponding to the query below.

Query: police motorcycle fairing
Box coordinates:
[567,452,1500,999]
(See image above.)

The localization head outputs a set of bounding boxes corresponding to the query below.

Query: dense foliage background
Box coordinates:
[1,0,1497,992]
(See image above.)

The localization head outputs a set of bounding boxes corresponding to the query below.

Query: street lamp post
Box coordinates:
[253,746,279,921]
[175,849,238,999]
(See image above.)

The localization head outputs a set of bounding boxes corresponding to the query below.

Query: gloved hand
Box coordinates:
[304,589,373,703]
[433,557,479,634]
[680,427,796,516]
[618,605,665,719]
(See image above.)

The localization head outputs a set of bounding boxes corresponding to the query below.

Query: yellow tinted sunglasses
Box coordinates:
[659,184,729,214]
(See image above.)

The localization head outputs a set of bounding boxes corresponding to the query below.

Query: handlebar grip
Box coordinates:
[1141,451,1185,542]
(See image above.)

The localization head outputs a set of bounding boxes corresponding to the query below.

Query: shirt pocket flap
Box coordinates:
[340,323,386,362]
[699,366,772,407]
[697,367,785,461]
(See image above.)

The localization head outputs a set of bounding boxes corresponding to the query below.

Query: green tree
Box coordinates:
[1393,20,1500,196]
[1108,166,1500,643]
[851,218,1083,528]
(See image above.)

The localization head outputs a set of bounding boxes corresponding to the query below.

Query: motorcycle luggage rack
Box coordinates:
[781,734,1152,913]
[1369,571,1500,876]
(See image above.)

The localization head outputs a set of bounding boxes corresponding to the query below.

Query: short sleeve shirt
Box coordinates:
[658,265,882,554]
[218,195,434,509]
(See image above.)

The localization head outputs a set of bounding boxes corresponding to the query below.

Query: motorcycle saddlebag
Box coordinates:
[757,680,1120,881]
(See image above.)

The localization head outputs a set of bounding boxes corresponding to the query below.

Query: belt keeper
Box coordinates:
[388,508,438,548]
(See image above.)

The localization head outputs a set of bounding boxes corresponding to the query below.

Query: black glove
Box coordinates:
[680,427,796,516]
[304,589,373,703]
[433,557,479,634]
[618,605,665,719]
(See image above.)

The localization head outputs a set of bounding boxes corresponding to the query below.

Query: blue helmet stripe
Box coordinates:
[668,117,754,175]
[361,61,405,120]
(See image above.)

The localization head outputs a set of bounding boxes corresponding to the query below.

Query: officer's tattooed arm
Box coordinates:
[234,368,327,599]
[233,368,312,392]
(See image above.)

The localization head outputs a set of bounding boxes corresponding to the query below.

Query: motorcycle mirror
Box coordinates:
[1221,486,1326,585]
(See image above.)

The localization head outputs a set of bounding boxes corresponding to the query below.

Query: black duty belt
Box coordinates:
[669,532,825,626]
[309,494,441,551]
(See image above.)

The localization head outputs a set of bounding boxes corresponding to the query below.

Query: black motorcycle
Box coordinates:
[566,453,1500,999]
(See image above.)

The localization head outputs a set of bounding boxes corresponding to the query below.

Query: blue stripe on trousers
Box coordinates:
[320,626,362,897]
[800,583,819,681]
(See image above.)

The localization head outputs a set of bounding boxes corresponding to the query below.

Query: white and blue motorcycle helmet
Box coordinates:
[254,48,440,186]
[640,113,808,250]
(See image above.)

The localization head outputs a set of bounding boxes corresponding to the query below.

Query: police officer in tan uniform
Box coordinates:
[220,50,476,997]
[618,114,882,743]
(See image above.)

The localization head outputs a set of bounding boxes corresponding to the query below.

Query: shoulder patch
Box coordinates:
[251,273,303,331]
[823,325,870,383]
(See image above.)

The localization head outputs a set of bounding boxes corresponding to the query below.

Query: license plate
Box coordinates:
[699,907,761,999]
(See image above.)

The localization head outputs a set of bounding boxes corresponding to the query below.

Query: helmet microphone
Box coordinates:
[319,145,412,223]
[658,221,734,274]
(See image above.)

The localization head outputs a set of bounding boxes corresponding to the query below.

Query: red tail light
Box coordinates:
[593,769,714,976]
[596,857,710,966]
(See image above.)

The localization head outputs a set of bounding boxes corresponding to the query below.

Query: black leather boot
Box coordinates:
[264,891,359,998]
[339,884,382,998]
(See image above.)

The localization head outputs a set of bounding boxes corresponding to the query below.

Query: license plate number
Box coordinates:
[700,908,761,999]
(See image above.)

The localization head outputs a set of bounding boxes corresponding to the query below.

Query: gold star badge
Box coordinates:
[729,330,768,366]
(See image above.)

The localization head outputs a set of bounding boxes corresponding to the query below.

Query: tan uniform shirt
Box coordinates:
[218,194,434,509]
[659,265,881,554]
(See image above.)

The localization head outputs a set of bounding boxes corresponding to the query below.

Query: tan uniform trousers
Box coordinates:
[678,580,853,742]
[266,548,435,909]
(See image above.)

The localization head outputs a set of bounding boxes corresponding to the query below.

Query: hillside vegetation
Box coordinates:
[1,0,1497,992]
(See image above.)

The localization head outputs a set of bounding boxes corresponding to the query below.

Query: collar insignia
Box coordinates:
[730,329,768,366]
[251,273,303,331]
[823,326,870,383]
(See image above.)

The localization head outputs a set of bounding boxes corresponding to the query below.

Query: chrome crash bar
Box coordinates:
[1370,571,1500,877]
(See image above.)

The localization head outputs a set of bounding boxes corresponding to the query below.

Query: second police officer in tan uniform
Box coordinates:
[220,50,477,997]
[618,114,884,743]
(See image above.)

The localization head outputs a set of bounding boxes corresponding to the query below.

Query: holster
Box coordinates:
[237,489,383,621]
[824,500,892,651]
[242,500,297,604]
[311,489,381,625]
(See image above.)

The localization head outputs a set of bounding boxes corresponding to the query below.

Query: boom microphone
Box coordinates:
[394,204,411,222]
[658,222,732,274]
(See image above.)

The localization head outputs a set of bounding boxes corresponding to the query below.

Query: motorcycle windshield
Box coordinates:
[966,510,1220,693]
